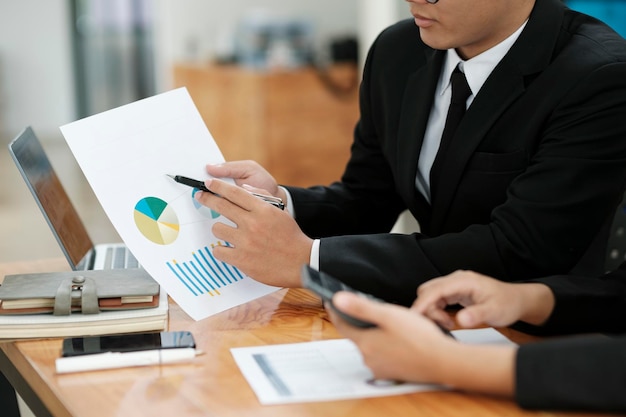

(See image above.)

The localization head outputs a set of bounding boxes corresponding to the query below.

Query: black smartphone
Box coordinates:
[300,265,380,328]
[300,265,456,338]
[61,331,196,357]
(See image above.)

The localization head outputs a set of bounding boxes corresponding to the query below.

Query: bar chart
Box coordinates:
[166,242,244,297]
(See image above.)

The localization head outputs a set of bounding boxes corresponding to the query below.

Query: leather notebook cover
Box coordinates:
[0,269,160,315]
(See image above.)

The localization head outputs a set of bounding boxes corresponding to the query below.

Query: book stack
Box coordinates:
[0,269,168,338]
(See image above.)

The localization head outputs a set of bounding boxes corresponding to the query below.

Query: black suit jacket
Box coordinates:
[287,0,626,305]
[516,263,626,412]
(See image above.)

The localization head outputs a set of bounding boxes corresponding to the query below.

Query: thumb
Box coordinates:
[205,163,229,178]
[206,161,250,180]
[455,304,495,328]
[332,292,387,326]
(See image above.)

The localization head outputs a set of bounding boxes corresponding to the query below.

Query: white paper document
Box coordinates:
[60,88,279,321]
[231,328,516,404]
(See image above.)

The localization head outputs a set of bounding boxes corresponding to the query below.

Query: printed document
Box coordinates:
[60,88,279,320]
[231,328,516,404]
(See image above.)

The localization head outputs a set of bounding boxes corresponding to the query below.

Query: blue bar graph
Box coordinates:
[166,242,245,296]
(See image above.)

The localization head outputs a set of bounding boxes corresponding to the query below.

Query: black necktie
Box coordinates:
[430,66,472,187]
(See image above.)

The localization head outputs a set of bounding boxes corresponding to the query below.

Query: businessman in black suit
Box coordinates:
[197,0,626,305]
[328,264,626,412]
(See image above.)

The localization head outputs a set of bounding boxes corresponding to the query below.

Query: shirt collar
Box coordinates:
[438,20,528,99]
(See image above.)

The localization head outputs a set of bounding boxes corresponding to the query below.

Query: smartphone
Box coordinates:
[61,331,196,357]
[300,265,380,328]
[300,265,455,338]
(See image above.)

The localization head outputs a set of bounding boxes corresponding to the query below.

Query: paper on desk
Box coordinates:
[60,88,279,321]
[231,328,516,404]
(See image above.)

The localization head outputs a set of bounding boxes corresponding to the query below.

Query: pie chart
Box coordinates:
[134,197,179,245]
[191,188,221,219]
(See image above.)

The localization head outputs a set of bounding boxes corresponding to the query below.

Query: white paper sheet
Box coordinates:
[60,88,279,321]
[231,328,516,404]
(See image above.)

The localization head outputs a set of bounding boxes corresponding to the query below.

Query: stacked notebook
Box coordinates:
[0,270,168,339]
[3,126,167,339]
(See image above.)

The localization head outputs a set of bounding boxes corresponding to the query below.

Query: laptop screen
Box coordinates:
[8,127,94,269]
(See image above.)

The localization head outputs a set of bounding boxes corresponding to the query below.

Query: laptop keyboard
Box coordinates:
[104,246,140,269]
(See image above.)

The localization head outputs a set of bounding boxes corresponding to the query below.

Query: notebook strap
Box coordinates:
[53,276,99,315]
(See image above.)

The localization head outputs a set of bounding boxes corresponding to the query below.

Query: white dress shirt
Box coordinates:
[416,21,527,201]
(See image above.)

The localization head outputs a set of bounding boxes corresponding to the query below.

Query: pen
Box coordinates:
[166,174,285,210]
[55,348,202,373]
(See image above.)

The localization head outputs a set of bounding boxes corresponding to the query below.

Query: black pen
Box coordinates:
[166,174,285,210]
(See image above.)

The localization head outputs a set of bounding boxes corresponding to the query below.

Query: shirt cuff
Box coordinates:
[279,186,295,217]
[278,186,318,269]
[310,239,320,270]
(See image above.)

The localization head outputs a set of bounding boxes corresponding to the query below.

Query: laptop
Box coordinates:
[8,126,139,271]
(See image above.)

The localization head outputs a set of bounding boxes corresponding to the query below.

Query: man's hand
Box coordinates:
[195,178,312,288]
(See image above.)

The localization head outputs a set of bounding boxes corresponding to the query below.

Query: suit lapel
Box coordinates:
[396,49,444,221]
[428,0,565,231]
[429,65,526,228]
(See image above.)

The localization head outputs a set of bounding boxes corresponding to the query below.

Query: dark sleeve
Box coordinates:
[513,265,626,335]
[516,335,626,413]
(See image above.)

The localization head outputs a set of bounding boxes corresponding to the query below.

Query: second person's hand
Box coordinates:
[330,291,458,384]
[412,270,556,329]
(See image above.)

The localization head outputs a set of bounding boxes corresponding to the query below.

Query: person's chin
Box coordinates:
[417,31,446,51]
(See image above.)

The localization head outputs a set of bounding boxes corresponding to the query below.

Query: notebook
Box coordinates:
[8,126,139,271]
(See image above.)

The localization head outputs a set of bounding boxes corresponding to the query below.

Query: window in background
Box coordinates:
[70,0,156,118]
[565,0,626,37]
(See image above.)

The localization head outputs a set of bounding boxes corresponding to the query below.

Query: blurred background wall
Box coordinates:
[0,0,624,146]
[0,0,75,141]
[0,0,624,265]
[0,0,408,143]
[0,0,407,266]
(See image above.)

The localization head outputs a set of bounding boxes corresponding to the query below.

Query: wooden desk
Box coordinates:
[0,259,613,417]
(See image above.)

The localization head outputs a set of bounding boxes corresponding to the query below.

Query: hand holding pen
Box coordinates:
[166,174,285,210]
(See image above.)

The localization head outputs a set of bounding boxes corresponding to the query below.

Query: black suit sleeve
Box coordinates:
[512,265,626,336]
[514,265,626,411]
[516,335,626,413]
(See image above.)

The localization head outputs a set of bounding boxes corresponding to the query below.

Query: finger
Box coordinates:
[332,292,394,328]
[334,293,449,338]
[414,273,475,313]
[206,161,257,182]
[413,287,462,315]
[211,241,237,266]
[212,221,237,245]
[411,294,449,321]
[421,308,455,330]
[205,178,262,212]
[242,183,271,196]
[455,304,496,328]
[194,186,248,224]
